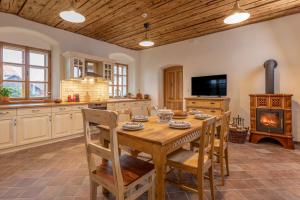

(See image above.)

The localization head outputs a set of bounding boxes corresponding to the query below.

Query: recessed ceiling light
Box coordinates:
[59,10,85,23]
[224,0,250,24]
[141,13,148,18]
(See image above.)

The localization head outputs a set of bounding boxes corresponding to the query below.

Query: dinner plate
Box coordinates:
[195,113,212,120]
[132,115,149,122]
[122,122,144,131]
[168,120,191,129]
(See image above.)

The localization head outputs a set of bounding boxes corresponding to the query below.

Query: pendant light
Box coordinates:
[139,23,154,47]
[59,0,85,23]
[224,0,250,24]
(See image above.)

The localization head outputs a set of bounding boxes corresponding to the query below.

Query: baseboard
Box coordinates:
[0,134,84,155]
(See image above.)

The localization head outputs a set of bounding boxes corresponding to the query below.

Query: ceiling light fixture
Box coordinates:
[59,0,85,23]
[224,0,250,24]
[139,23,154,47]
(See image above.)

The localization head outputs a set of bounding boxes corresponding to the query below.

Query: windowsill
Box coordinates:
[0,99,52,105]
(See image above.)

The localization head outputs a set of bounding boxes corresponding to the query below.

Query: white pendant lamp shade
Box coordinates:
[139,23,154,47]
[59,10,85,23]
[224,1,250,24]
[139,39,155,47]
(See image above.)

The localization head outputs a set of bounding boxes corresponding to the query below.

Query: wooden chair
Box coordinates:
[215,111,231,185]
[190,112,231,186]
[82,109,155,200]
[166,117,216,200]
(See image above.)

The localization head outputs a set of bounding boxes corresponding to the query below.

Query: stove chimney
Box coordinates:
[264,59,277,94]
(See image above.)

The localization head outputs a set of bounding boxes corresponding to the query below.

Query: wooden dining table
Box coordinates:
[99,115,221,200]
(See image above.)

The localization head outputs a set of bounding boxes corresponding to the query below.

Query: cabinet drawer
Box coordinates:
[72,104,88,111]
[0,109,17,118]
[131,101,141,107]
[141,101,151,106]
[187,100,221,108]
[52,106,72,113]
[117,102,129,109]
[17,107,52,115]
[199,109,222,116]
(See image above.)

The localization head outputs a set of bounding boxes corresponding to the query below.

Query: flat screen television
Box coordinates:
[191,74,227,96]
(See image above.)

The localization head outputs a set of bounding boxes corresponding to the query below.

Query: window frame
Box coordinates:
[0,41,51,101]
[109,63,128,98]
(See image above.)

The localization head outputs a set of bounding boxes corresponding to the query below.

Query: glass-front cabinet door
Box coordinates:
[71,57,84,79]
[103,62,113,81]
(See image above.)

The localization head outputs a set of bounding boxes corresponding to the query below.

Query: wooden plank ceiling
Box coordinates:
[1,0,300,50]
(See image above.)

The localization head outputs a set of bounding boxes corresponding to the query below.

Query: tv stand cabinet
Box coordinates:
[185,97,230,115]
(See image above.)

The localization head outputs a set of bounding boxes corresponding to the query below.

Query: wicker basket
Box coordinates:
[228,126,249,144]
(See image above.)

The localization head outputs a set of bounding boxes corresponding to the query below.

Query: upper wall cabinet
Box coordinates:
[63,51,114,81]
[103,62,113,81]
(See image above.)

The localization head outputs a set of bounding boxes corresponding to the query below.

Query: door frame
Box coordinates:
[163,65,183,109]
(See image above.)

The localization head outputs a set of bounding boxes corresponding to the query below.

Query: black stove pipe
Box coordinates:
[264,59,277,94]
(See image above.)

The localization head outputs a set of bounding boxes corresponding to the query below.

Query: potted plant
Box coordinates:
[0,87,12,103]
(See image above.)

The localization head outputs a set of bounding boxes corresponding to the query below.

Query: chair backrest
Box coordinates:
[81,109,124,193]
[219,111,231,149]
[197,117,216,171]
[130,106,151,116]
[118,109,132,122]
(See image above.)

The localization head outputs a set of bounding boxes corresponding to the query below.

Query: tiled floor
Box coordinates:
[1,138,300,200]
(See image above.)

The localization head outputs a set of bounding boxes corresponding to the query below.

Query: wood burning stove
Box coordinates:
[256,108,284,134]
[249,94,293,149]
[249,60,294,149]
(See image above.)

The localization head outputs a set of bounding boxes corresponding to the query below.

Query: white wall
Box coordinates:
[0,12,139,97]
[140,13,300,141]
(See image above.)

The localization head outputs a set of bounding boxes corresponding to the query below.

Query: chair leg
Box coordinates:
[209,165,215,200]
[220,154,225,186]
[225,147,230,176]
[197,173,204,200]
[90,180,98,200]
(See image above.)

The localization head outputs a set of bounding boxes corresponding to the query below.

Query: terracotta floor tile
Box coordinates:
[0,138,299,200]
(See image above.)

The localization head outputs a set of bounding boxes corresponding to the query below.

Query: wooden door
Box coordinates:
[164,66,183,110]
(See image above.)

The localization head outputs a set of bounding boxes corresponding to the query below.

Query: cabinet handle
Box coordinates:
[70,114,73,119]
[59,107,66,111]
[14,119,17,126]
[49,116,52,122]
[32,109,40,113]
[0,111,9,115]
[210,110,216,113]
[192,102,196,104]
[210,102,215,105]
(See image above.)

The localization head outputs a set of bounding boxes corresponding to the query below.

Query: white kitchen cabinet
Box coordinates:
[63,52,85,80]
[70,105,87,134]
[52,112,72,138]
[71,111,84,134]
[52,105,87,138]
[17,114,52,145]
[0,109,17,149]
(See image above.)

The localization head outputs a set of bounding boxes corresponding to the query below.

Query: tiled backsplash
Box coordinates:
[60,80,109,102]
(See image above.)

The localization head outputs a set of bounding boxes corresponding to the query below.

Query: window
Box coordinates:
[109,63,128,97]
[0,42,51,100]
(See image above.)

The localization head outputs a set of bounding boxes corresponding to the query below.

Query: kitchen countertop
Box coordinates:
[0,98,151,109]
